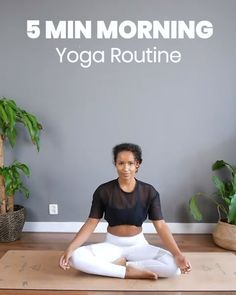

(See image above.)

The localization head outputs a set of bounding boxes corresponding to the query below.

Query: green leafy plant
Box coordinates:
[189,160,236,225]
[0,97,42,214]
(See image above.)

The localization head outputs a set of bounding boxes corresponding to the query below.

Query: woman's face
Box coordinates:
[115,151,140,181]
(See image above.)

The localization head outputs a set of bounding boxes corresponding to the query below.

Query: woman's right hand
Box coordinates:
[59,218,100,270]
[59,250,72,270]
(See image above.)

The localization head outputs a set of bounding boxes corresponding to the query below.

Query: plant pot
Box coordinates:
[212,220,236,251]
[0,205,26,242]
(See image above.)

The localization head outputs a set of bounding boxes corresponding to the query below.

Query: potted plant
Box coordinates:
[0,97,42,242]
[189,160,236,250]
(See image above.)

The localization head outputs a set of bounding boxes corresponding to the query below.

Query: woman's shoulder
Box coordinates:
[95,179,118,191]
[136,179,159,195]
[136,179,156,189]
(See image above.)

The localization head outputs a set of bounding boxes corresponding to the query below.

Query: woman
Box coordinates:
[59,143,191,279]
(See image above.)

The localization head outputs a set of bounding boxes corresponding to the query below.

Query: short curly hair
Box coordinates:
[112,143,143,164]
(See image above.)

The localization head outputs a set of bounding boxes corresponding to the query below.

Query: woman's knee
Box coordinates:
[164,265,181,277]
[163,258,181,277]
[158,253,181,277]
[69,246,92,269]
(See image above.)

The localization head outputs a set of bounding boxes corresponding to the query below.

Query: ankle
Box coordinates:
[125,265,158,280]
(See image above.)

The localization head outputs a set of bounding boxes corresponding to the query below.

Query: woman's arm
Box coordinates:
[59,217,100,270]
[152,219,192,273]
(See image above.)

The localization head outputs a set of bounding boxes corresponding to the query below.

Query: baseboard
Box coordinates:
[23,222,216,234]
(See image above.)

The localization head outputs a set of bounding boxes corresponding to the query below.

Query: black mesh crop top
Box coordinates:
[88,179,163,227]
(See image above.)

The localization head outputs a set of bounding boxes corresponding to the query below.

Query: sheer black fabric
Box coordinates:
[88,179,163,226]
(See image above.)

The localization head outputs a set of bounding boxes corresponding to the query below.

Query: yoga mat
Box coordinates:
[0,250,235,291]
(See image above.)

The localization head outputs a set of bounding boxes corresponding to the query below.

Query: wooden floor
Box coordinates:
[0,232,235,295]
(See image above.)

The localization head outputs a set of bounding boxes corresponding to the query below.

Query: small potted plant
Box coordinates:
[0,97,42,242]
[189,160,236,250]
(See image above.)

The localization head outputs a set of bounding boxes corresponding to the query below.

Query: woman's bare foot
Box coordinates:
[113,257,127,266]
[125,265,158,280]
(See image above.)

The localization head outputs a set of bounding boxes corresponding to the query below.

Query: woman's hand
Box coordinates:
[152,220,192,274]
[59,218,100,271]
[174,254,192,274]
[59,250,72,270]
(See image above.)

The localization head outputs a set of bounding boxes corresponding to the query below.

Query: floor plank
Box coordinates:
[0,233,235,295]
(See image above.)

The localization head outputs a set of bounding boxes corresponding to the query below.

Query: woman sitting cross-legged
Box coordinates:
[59,143,192,279]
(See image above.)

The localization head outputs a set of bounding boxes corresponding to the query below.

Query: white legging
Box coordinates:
[69,232,181,278]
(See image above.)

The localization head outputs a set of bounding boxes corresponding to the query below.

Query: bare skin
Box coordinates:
[110,152,158,280]
[59,151,192,279]
[113,257,158,280]
[125,265,158,280]
[108,225,142,236]
[113,257,127,266]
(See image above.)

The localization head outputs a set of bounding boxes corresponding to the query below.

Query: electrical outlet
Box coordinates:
[49,204,58,215]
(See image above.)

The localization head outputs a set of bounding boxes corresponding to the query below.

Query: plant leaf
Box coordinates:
[13,161,30,177]
[0,97,42,151]
[228,194,236,224]
[0,103,9,127]
[6,127,17,147]
[224,197,231,205]
[0,168,12,193]
[212,160,229,170]
[189,196,203,221]
[19,185,30,198]
[21,112,35,139]
[0,117,4,133]
[232,173,236,194]
[212,175,225,197]
[212,160,234,177]
[0,162,30,197]
[4,103,16,131]
[26,112,42,151]
[6,99,17,111]
[20,111,41,151]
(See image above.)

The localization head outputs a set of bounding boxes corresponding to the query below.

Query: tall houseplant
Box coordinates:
[0,97,42,241]
[189,160,236,250]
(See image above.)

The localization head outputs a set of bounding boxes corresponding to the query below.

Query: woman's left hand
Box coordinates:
[174,254,192,274]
